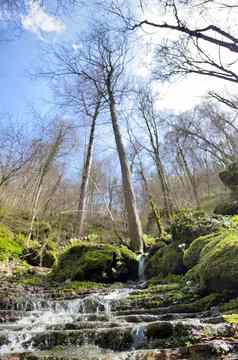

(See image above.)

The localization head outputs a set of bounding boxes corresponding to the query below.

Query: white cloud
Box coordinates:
[21,0,65,37]
[157,75,238,113]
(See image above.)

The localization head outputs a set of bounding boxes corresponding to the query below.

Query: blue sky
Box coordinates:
[0,1,89,120]
[1,32,49,116]
[0,1,236,133]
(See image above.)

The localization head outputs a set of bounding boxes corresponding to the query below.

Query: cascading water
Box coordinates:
[138,254,146,282]
[0,288,133,356]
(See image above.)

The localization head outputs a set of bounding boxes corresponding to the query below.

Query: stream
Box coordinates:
[1,258,238,359]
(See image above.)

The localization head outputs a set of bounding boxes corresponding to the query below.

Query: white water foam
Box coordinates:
[138,254,145,282]
[0,288,133,355]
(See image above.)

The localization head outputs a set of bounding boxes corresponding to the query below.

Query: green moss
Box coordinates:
[183,232,221,268]
[143,234,157,247]
[221,298,238,312]
[170,208,227,246]
[0,224,23,260]
[18,274,46,286]
[59,281,105,294]
[184,229,238,292]
[145,244,185,279]
[51,243,138,283]
[223,314,238,324]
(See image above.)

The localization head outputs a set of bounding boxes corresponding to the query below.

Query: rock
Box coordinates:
[145,244,186,279]
[145,321,174,339]
[170,209,225,246]
[51,243,138,283]
[184,229,238,292]
[21,246,56,268]
[95,327,134,350]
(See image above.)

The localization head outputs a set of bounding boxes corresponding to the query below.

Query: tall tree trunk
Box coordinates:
[108,92,144,253]
[177,144,200,208]
[77,100,100,235]
[138,159,164,236]
[154,152,174,220]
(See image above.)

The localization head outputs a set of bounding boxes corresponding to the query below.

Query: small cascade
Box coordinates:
[97,288,132,319]
[138,254,146,282]
[1,279,238,359]
[131,325,145,349]
[0,288,132,355]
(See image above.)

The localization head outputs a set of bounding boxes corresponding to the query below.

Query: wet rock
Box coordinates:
[145,321,174,339]
[95,327,134,350]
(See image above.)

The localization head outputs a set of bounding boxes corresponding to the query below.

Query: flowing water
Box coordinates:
[138,255,145,283]
[0,287,133,357]
[1,282,238,360]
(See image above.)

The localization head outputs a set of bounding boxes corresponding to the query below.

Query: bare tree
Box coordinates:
[27,120,72,245]
[137,86,174,219]
[0,114,40,189]
[112,0,238,84]
[40,28,144,252]
[77,96,102,235]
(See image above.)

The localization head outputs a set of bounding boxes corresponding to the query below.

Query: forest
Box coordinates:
[0,1,238,359]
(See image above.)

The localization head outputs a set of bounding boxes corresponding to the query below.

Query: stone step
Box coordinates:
[0,319,234,353]
[1,341,238,360]
[114,312,208,323]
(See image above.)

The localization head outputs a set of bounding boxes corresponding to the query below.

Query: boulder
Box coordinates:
[22,244,56,268]
[170,209,224,246]
[51,243,138,283]
[145,244,186,279]
[184,230,238,292]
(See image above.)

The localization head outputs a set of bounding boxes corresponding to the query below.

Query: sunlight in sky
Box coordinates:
[21,0,65,37]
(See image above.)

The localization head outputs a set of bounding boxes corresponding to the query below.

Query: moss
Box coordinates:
[51,243,138,283]
[183,232,221,268]
[221,298,238,313]
[17,274,46,287]
[0,224,23,260]
[143,234,157,247]
[59,281,105,294]
[147,274,185,287]
[145,244,185,279]
[170,208,227,246]
[22,239,57,268]
[184,229,238,292]
[223,314,238,324]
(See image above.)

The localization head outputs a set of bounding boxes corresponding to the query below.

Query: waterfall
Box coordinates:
[0,288,133,355]
[138,254,146,282]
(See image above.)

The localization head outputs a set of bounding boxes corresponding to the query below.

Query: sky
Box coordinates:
[0,0,237,126]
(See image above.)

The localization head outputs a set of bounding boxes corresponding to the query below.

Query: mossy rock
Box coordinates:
[22,242,57,268]
[51,243,138,283]
[170,209,226,246]
[183,232,222,268]
[145,244,186,279]
[0,224,23,260]
[185,230,238,292]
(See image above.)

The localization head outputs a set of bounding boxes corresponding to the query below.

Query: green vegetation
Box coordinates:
[145,244,185,279]
[223,314,238,324]
[51,242,138,283]
[170,208,229,246]
[184,229,238,292]
[183,232,221,268]
[0,224,23,260]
